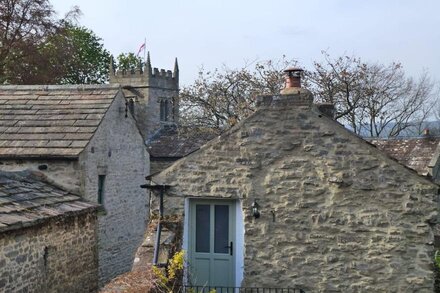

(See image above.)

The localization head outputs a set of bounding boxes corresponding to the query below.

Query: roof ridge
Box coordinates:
[0,84,121,91]
[366,136,440,141]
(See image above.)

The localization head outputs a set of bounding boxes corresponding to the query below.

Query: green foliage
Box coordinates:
[0,0,110,84]
[435,250,440,268]
[116,52,143,71]
[152,250,185,293]
[435,251,440,292]
[58,25,111,84]
[0,0,64,84]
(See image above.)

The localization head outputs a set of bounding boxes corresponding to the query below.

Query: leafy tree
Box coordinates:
[0,0,110,84]
[116,52,143,71]
[57,25,111,84]
[0,0,63,83]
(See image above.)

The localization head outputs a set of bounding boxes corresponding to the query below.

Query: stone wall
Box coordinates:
[150,158,179,175]
[151,94,439,292]
[0,211,98,293]
[79,91,150,285]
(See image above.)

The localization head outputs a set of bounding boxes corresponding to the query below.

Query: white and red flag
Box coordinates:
[137,42,146,57]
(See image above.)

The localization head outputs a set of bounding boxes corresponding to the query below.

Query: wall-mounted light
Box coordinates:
[251,200,260,219]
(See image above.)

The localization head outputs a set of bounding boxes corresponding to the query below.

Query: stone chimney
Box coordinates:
[280,67,303,94]
[279,67,314,103]
[256,67,313,107]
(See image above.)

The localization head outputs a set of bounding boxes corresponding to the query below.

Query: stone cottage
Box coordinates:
[144,69,439,292]
[0,85,149,285]
[0,170,98,292]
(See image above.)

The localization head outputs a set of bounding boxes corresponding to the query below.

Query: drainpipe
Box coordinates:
[153,187,164,265]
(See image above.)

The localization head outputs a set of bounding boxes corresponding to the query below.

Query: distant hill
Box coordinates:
[353,120,440,138]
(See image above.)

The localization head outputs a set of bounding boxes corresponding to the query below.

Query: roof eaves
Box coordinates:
[0,154,79,160]
[0,205,98,234]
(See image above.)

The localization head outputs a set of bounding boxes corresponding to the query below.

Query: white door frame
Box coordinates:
[183,198,244,287]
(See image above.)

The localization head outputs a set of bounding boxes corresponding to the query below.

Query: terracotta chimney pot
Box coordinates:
[280,67,309,96]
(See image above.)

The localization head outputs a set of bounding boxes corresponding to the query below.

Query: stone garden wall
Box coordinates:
[0,211,98,293]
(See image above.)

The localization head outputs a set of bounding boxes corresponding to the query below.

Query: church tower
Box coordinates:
[109,52,179,140]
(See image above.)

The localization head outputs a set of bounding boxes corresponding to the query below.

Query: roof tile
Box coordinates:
[0,85,119,158]
[370,137,440,175]
[0,170,97,232]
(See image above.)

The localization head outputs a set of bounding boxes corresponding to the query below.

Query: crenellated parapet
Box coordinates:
[109,51,179,140]
[109,52,179,89]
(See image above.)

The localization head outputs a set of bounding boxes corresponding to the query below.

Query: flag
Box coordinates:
[137,42,146,57]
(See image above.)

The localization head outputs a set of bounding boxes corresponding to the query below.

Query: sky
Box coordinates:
[50,0,440,86]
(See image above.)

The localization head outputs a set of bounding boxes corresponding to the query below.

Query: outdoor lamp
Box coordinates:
[251,200,260,219]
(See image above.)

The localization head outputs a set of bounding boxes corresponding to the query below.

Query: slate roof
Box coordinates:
[0,85,120,159]
[369,137,440,176]
[0,170,97,233]
[146,125,218,158]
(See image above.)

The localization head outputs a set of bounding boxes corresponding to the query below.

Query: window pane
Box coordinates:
[196,204,210,253]
[98,175,106,205]
[214,205,229,253]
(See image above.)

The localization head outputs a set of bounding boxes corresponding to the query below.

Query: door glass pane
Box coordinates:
[214,205,229,253]
[196,204,210,253]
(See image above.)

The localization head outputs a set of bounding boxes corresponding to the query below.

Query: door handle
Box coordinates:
[224,241,233,256]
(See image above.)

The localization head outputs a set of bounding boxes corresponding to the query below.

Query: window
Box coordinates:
[160,99,169,121]
[98,175,106,205]
[128,98,135,116]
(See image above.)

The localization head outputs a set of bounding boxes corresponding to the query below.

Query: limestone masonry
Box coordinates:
[0,170,98,292]
[0,85,150,287]
[149,87,439,292]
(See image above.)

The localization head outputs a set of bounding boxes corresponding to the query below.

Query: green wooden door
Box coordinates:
[189,199,235,287]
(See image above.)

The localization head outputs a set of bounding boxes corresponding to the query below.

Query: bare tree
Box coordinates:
[306,52,436,137]
[180,57,295,130]
[304,53,367,133]
[181,53,436,137]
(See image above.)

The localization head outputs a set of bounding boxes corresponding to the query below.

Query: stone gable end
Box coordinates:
[79,90,150,285]
[151,100,438,292]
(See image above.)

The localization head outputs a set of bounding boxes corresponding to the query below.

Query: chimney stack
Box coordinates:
[285,67,302,87]
[256,66,313,107]
[280,67,303,95]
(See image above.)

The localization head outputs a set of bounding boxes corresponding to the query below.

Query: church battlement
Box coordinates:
[153,68,174,79]
[110,66,176,80]
[109,52,179,89]
[108,51,179,139]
